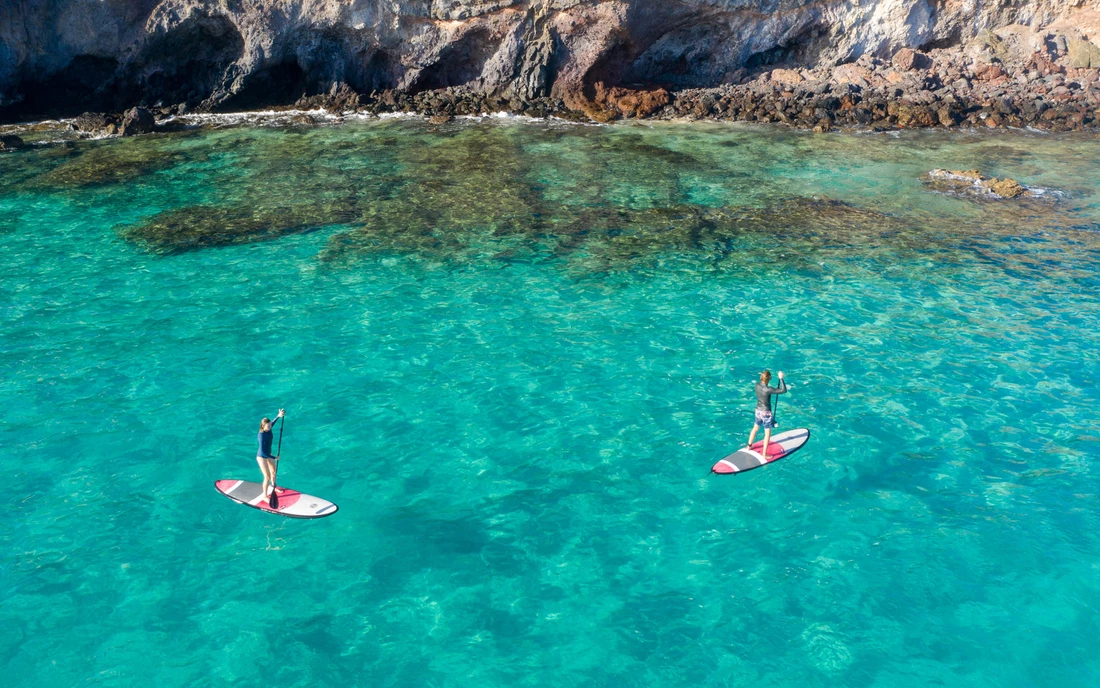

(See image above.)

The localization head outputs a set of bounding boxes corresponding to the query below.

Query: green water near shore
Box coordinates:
[2,117,1099,686]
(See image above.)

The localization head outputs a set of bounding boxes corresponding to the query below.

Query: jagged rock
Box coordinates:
[295,82,361,111]
[896,103,936,127]
[608,87,670,119]
[985,178,1028,198]
[428,114,453,124]
[833,64,873,86]
[1,1,1098,133]
[119,107,155,136]
[0,134,24,150]
[71,112,117,134]
[893,48,929,71]
[921,169,1036,199]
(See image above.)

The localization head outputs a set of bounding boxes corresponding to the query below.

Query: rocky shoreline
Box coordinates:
[3,21,1100,144]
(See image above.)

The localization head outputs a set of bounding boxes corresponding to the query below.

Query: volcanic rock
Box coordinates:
[119,107,155,136]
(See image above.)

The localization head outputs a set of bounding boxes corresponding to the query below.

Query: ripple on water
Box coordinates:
[0,119,1099,687]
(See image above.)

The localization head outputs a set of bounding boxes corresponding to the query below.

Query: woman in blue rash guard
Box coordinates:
[256,409,285,503]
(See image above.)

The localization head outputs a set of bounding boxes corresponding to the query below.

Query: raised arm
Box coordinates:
[771,373,787,394]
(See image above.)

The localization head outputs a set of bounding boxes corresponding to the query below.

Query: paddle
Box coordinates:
[270,414,284,509]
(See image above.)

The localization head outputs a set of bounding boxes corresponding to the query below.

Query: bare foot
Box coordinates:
[274,487,286,495]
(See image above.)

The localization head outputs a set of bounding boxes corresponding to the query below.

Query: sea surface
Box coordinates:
[2,115,1099,687]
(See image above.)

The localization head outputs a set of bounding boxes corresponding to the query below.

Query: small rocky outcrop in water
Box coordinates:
[0,134,24,150]
[119,107,155,137]
[921,169,1035,199]
[71,112,120,136]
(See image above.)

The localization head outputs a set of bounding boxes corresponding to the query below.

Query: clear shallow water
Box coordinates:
[2,118,1100,687]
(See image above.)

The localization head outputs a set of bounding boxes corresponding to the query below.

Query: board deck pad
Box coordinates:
[711,428,810,474]
[214,480,338,519]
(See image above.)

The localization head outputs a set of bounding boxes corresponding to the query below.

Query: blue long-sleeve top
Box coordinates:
[257,416,282,458]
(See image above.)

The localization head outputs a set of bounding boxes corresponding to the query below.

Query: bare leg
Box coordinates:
[760,427,773,457]
[270,460,284,494]
[257,456,273,501]
[748,423,760,446]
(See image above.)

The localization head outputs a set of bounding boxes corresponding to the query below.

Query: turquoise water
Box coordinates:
[2,117,1100,686]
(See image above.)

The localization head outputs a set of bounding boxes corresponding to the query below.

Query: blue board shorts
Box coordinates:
[754,409,777,429]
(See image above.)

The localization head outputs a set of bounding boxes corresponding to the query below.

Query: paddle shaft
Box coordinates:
[274,416,284,483]
[270,416,284,506]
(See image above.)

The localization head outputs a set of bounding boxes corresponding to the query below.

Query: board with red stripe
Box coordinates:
[214,480,339,519]
[711,428,810,474]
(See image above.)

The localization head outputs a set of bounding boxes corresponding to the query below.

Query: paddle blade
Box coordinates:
[269,489,279,510]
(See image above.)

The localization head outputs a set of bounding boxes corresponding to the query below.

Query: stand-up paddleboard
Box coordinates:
[711,428,810,474]
[214,480,338,519]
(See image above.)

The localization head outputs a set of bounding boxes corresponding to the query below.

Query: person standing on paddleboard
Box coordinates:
[748,370,786,458]
[257,409,285,503]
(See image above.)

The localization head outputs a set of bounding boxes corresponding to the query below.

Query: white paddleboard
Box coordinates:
[711,428,810,474]
[214,480,338,519]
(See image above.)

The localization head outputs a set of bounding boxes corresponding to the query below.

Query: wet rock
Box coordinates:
[0,134,25,150]
[896,103,936,128]
[921,169,1036,199]
[295,82,361,111]
[71,112,118,134]
[987,178,1028,198]
[119,107,155,136]
[428,114,453,124]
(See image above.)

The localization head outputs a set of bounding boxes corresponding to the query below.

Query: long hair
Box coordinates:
[259,418,272,432]
[759,370,771,385]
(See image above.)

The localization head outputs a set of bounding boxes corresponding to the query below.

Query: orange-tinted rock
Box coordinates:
[893,48,929,71]
[770,68,804,85]
[832,63,873,84]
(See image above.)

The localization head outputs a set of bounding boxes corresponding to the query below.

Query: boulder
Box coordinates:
[770,68,804,85]
[984,178,1027,198]
[893,48,929,71]
[606,87,670,118]
[119,107,155,136]
[973,29,1011,61]
[0,134,24,150]
[428,114,453,124]
[1067,38,1100,69]
[896,104,936,128]
[832,63,873,85]
[72,112,117,133]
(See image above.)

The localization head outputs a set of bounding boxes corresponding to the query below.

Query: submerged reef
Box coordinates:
[1,119,1064,267]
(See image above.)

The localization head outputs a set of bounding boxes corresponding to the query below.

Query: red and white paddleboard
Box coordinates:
[214,480,338,519]
[711,428,810,474]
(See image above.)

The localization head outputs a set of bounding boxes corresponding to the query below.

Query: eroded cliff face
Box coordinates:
[0,0,1086,121]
